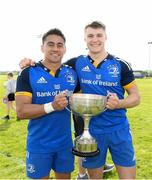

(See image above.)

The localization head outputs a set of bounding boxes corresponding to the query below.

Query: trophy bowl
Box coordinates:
[69,93,106,116]
[69,93,107,157]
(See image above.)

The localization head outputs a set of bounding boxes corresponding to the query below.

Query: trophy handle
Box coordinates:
[63,90,73,113]
[103,91,113,112]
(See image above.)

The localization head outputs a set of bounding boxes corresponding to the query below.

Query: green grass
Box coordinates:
[0,75,152,179]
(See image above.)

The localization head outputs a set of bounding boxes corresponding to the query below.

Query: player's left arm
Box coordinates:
[120,81,140,108]
[107,60,140,110]
[106,82,140,110]
[119,59,141,109]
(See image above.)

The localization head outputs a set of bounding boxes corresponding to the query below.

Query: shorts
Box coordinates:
[73,114,84,137]
[26,148,74,179]
[82,126,136,168]
[7,93,15,101]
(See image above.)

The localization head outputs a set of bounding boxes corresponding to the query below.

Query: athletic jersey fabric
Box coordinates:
[65,54,135,134]
[16,62,77,153]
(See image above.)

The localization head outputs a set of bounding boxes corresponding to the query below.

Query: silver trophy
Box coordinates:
[69,93,107,157]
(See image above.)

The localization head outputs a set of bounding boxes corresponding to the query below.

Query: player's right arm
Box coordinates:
[15,67,47,119]
[15,68,68,120]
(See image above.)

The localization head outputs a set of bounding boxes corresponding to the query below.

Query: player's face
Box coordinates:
[41,35,66,63]
[84,27,107,54]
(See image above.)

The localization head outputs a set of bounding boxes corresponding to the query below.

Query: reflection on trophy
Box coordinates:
[69,93,107,157]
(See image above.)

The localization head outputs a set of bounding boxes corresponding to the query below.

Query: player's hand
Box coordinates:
[52,91,68,111]
[19,58,35,69]
[106,92,120,110]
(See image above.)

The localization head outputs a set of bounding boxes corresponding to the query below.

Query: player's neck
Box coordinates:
[89,51,108,63]
[42,60,61,72]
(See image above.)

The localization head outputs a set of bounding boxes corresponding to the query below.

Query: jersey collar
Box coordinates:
[87,53,112,68]
[37,60,63,77]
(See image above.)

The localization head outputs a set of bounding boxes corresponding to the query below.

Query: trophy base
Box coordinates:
[72,148,100,157]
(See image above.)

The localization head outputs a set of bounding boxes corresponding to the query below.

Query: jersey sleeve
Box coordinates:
[120,60,135,89]
[16,67,32,97]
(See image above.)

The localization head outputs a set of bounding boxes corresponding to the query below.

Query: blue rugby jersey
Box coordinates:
[65,54,135,134]
[16,62,77,153]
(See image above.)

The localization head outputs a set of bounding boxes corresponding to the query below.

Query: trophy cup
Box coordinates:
[69,93,107,157]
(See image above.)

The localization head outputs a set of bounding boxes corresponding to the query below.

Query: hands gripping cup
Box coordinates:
[44,88,119,158]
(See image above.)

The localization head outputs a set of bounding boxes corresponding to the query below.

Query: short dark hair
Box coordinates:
[42,28,66,44]
[85,21,106,31]
[7,72,13,77]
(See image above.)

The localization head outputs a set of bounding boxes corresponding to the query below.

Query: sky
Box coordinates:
[0,0,152,71]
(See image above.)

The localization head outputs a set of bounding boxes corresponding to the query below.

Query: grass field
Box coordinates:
[0,75,152,179]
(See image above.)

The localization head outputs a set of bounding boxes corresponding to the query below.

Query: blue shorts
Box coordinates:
[26,148,74,179]
[82,126,136,169]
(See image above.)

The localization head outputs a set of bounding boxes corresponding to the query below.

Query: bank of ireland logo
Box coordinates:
[107,65,119,77]
[27,164,36,173]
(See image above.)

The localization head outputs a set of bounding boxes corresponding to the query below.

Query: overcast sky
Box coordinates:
[0,0,152,71]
